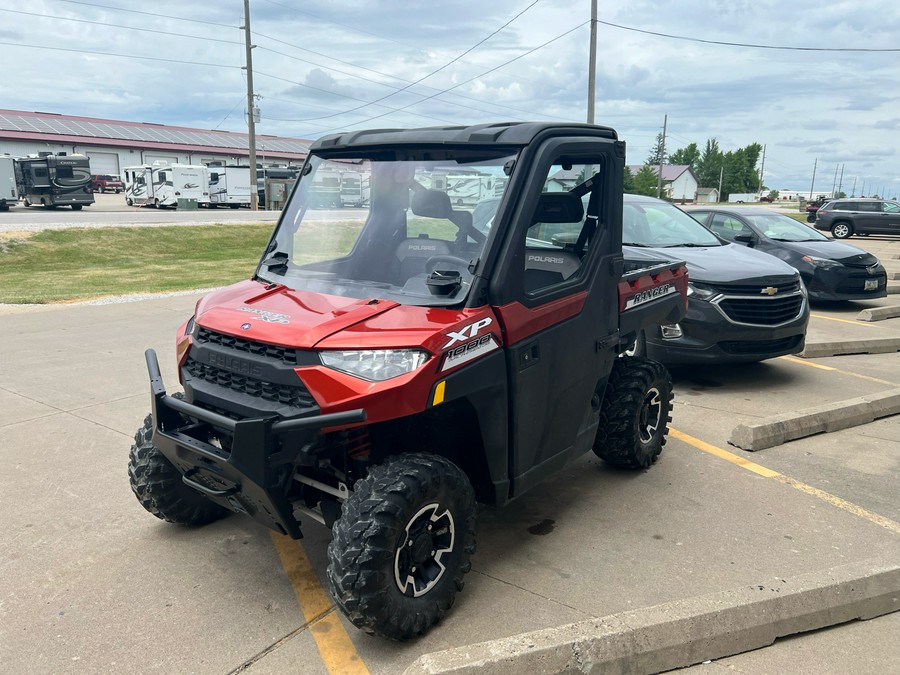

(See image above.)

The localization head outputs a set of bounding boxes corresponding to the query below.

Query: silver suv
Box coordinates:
[814,198,900,239]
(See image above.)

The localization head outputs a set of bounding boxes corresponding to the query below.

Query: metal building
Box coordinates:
[0,109,310,177]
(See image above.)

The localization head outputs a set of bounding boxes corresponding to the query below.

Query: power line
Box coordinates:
[278,0,542,124]
[0,41,240,70]
[53,0,236,29]
[598,19,900,52]
[0,8,241,45]
[315,20,589,133]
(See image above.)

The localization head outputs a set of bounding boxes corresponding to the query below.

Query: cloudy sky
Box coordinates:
[2,0,898,194]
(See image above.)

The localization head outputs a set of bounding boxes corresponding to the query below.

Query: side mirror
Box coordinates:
[733,233,755,246]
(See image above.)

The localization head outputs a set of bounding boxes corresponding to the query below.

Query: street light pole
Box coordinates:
[242,0,259,211]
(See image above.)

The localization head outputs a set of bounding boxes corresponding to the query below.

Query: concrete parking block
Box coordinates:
[728,387,900,451]
[800,337,900,358]
[404,560,900,675]
[856,305,900,322]
[887,282,900,295]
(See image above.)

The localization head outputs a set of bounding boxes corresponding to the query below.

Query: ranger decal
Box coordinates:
[624,283,675,309]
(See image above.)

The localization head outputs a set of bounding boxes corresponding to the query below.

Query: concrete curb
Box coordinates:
[887,271,900,281]
[800,337,900,358]
[404,561,900,675]
[888,283,900,295]
[857,305,900,322]
[728,387,900,451]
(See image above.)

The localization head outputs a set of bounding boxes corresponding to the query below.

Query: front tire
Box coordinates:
[831,222,852,239]
[327,453,477,640]
[593,356,673,469]
[128,412,228,526]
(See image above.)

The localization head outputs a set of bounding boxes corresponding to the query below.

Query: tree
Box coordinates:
[668,142,700,168]
[695,138,723,188]
[623,165,635,193]
[645,132,666,167]
[632,165,659,197]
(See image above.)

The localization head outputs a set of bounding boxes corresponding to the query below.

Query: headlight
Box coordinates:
[686,282,719,300]
[802,255,843,270]
[320,349,430,381]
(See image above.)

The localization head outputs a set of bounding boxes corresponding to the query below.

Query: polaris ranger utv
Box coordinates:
[129,122,688,640]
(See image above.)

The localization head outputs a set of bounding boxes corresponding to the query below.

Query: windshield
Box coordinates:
[260,150,515,306]
[623,197,721,247]
[742,213,830,241]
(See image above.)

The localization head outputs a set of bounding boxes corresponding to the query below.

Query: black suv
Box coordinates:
[814,198,900,238]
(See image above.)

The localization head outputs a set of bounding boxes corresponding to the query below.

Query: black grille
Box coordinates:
[717,296,804,325]
[720,336,802,355]
[197,328,299,365]
[715,280,801,295]
[185,357,316,408]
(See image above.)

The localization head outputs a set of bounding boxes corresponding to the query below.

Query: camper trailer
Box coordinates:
[1,155,17,211]
[207,165,252,208]
[15,153,94,210]
[124,163,208,208]
[339,170,363,207]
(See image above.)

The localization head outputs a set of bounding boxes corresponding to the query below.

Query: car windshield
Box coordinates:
[259,151,515,306]
[623,198,722,247]
[742,213,830,241]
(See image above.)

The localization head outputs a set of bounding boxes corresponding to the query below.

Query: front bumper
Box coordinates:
[645,295,808,365]
[804,267,887,302]
[145,349,365,538]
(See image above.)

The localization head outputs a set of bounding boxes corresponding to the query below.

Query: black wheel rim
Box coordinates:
[394,503,455,597]
[639,386,662,444]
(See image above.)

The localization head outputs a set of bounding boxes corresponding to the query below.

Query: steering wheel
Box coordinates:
[426,255,471,273]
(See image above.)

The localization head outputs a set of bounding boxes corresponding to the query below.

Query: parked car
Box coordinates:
[688,207,887,302]
[90,174,124,193]
[621,194,809,365]
[813,198,900,239]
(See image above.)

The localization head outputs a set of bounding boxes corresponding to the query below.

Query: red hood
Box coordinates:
[194,280,496,353]
[195,280,401,349]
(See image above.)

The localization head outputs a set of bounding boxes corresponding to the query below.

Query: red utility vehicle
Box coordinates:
[129,122,688,639]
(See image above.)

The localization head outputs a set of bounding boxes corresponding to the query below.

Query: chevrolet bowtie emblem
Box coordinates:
[760,286,778,295]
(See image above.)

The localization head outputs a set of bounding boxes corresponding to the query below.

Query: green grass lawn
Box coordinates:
[0,224,274,304]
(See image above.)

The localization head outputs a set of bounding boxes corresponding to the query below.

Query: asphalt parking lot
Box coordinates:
[1,208,899,674]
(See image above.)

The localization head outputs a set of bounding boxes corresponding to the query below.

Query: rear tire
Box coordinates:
[327,453,477,640]
[128,410,229,526]
[71,204,83,211]
[831,222,852,239]
[593,356,673,469]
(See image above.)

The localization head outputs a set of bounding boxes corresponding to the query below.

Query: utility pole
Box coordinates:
[242,0,259,210]
[808,158,817,199]
[757,144,766,195]
[586,0,597,124]
[655,114,667,199]
[851,176,857,196]
[717,166,723,203]
[831,165,839,197]
[837,164,844,196]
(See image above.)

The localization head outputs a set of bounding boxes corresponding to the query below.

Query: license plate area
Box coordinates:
[864,279,878,291]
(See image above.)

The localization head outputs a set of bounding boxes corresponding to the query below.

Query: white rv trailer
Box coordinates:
[123,163,208,208]
[207,165,252,208]
[1,155,17,210]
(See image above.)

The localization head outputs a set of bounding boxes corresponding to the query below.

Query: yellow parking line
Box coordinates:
[778,355,835,370]
[810,313,877,327]
[669,428,900,535]
[271,533,370,675]
[778,355,897,386]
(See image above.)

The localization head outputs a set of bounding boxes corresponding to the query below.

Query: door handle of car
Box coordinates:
[517,340,540,371]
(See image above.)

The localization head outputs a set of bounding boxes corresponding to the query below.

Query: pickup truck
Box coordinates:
[128,122,688,640]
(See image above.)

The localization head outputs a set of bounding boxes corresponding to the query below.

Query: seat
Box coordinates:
[523,193,585,292]
[394,235,451,283]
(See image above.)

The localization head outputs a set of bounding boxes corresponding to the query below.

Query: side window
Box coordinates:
[522,160,603,295]
[857,202,879,212]
[882,202,900,213]
[709,214,747,241]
